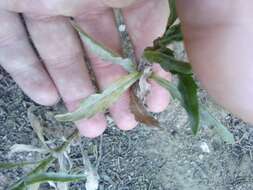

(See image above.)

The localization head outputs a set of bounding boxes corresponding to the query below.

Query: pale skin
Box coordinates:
[0,0,252,138]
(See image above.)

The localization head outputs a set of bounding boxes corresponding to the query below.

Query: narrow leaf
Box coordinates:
[168,0,177,27]
[152,75,200,134]
[144,50,192,75]
[152,75,234,142]
[151,75,182,101]
[130,91,160,127]
[10,144,49,155]
[9,156,55,190]
[0,161,37,169]
[23,172,86,188]
[178,75,200,135]
[29,156,55,176]
[55,72,141,122]
[200,105,235,144]
[160,24,183,46]
[158,47,175,56]
[71,21,136,72]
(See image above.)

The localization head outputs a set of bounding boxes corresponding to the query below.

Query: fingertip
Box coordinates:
[27,81,60,106]
[147,80,170,113]
[147,64,171,113]
[76,113,107,138]
[116,113,138,131]
[109,93,138,131]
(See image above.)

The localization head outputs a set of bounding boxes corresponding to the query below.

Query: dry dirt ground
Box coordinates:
[1,45,253,190]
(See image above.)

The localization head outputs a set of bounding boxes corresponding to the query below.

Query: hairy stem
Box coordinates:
[113,8,137,65]
[112,8,159,127]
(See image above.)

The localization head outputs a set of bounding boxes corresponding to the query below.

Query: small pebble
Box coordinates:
[118,24,126,32]
[200,142,210,153]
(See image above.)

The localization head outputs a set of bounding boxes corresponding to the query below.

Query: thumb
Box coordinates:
[177,0,253,124]
[102,0,137,8]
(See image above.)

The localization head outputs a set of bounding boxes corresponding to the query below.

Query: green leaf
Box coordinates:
[178,75,200,135]
[152,75,200,134]
[152,75,234,141]
[158,47,175,56]
[160,24,183,46]
[9,156,55,190]
[12,172,86,190]
[55,72,141,122]
[168,0,177,27]
[71,21,136,72]
[0,161,37,170]
[144,50,192,75]
[151,75,182,101]
[25,172,86,185]
[29,157,54,176]
[152,75,200,135]
[200,105,235,144]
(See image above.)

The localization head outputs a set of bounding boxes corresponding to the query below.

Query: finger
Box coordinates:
[0,0,106,17]
[24,15,107,138]
[147,64,171,113]
[123,0,171,112]
[177,0,253,123]
[102,0,137,8]
[0,11,59,105]
[76,10,138,131]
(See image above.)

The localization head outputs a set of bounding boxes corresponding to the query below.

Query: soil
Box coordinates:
[1,44,253,190]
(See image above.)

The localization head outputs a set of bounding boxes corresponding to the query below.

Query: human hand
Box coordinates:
[177,0,253,124]
[0,0,171,137]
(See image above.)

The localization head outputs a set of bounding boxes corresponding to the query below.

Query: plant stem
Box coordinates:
[113,8,137,65]
[112,8,158,127]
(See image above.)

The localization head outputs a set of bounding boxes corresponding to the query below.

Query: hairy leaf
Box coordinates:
[55,72,141,122]
[71,21,136,72]
[9,144,49,155]
[168,0,177,27]
[144,50,192,75]
[130,91,159,127]
[178,75,200,135]
[200,106,235,144]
